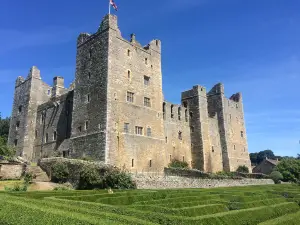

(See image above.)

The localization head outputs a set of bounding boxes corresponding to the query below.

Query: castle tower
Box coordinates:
[181,85,211,171]
[8,66,52,160]
[71,14,165,171]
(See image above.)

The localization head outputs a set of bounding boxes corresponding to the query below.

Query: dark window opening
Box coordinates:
[165,136,168,143]
[191,126,195,133]
[234,145,236,150]
[145,58,148,65]
[128,70,131,79]
[14,139,18,146]
[18,106,22,113]
[35,130,38,138]
[163,102,166,120]
[135,126,143,135]
[132,159,134,167]
[45,133,49,143]
[16,121,20,130]
[144,76,150,86]
[185,109,188,122]
[127,49,131,56]
[171,105,174,118]
[88,72,91,79]
[170,155,172,162]
[212,146,215,153]
[87,94,90,103]
[241,131,244,138]
[178,131,182,140]
[149,160,152,167]
[156,40,159,46]
[85,121,89,130]
[78,126,82,132]
[53,131,57,141]
[190,112,193,119]
[183,101,188,108]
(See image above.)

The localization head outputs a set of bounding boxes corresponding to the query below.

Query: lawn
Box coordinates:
[0,184,299,224]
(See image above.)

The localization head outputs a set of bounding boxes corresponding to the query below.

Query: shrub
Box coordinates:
[103,168,136,189]
[275,159,300,182]
[0,136,16,161]
[51,162,69,183]
[236,165,249,173]
[78,164,103,190]
[23,171,35,185]
[270,171,283,184]
[4,183,28,192]
[168,159,189,169]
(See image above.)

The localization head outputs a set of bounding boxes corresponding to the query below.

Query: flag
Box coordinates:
[110,0,118,11]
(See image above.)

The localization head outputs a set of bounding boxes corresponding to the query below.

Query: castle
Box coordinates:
[8,14,251,173]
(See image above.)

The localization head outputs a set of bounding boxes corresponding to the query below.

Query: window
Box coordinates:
[212,146,215,153]
[16,121,20,130]
[127,92,134,103]
[144,76,150,86]
[147,127,152,137]
[191,126,195,133]
[241,131,244,138]
[18,106,22,113]
[145,58,148,65]
[183,101,188,108]
[178,107,181,120]
[47,89,51,95]
[78,126,82,132]
[127,49,131,57]
[53,131,57,141]
[85,121,89,130]
[234,145,236,150]
[124,123,129,133]
[170,155,172,162]
[156,40,159,46]
[14,139,18,146]
[135,126,143,135]
[165,137,168,143]
[127,70,131,80]
[171,105,174,118]
[183,156,185,162]
[149,160,152,167]
[45,133,49,143]
[132,159,134,167]
[185,109,188,122]
[178,131,182,140]
[144,97,151,107]
[163,102,166,119]
[87,94,90,103]
[35,130,38,138]
[190,112,193,119]
[88,72,91,79]
[89,49,92,58]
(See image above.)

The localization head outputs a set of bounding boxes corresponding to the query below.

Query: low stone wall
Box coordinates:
[133,175,274,189]
[0,163,26,180]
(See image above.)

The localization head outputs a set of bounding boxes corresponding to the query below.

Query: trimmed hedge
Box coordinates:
[258,211,300,225]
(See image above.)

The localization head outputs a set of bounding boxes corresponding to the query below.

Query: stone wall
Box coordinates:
[133,175,274,189]
[0,163,25,180]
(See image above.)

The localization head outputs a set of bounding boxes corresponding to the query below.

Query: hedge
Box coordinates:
[129,203,228,217]
[0,198,121,225]
[2,196,156,225]
[258,211,300,225]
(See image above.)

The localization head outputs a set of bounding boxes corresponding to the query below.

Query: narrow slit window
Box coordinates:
[149,160,152,167]
[132,159,134,167]
[85,121,89,130]
[53,131,57,141]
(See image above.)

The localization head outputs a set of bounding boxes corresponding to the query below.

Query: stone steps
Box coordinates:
[27,166,50,182]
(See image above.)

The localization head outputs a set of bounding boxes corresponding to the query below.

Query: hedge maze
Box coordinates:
[1,184,300,224]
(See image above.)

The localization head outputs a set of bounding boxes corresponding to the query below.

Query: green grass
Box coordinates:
[1,184,300,224]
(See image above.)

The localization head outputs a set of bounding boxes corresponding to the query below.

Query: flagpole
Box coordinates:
[109,0,111,14]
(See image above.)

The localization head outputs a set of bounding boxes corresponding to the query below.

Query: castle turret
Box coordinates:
[52,76,66,98]
[8,66,51,160]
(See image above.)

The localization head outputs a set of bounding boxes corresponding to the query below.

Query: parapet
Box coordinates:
[15,76,25,87]
[98,14,120,33]
[27,66,41,80]
[207,83,224,96]
[229,92,242,102]
[182,85,207,100]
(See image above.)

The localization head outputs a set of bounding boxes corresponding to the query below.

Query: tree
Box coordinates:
[274,158,300,183]
[270,171,283,184]
[0,113,10,144]
[250,150,276,165]
[297,154,300,160]
[0,136,15,160]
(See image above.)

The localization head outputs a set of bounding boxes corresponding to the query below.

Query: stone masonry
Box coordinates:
[8,14,251,173]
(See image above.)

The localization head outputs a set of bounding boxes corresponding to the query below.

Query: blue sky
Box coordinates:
[0,0,299,156]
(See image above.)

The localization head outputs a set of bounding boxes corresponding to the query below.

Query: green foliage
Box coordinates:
[80,156,94,161]
[270,171,284,184]
[0,136,16,160]
[51,162,69,183]
[275,159,300,183]
[4,183,28,192]
[236,165,249,173]
[0,113,10,143]
[103,168,136,190]
[168,159,189,169]
[53,183,74,191]
[78,164,103,190]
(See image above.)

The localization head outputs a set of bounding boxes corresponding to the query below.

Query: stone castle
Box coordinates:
[8,14,251,173]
